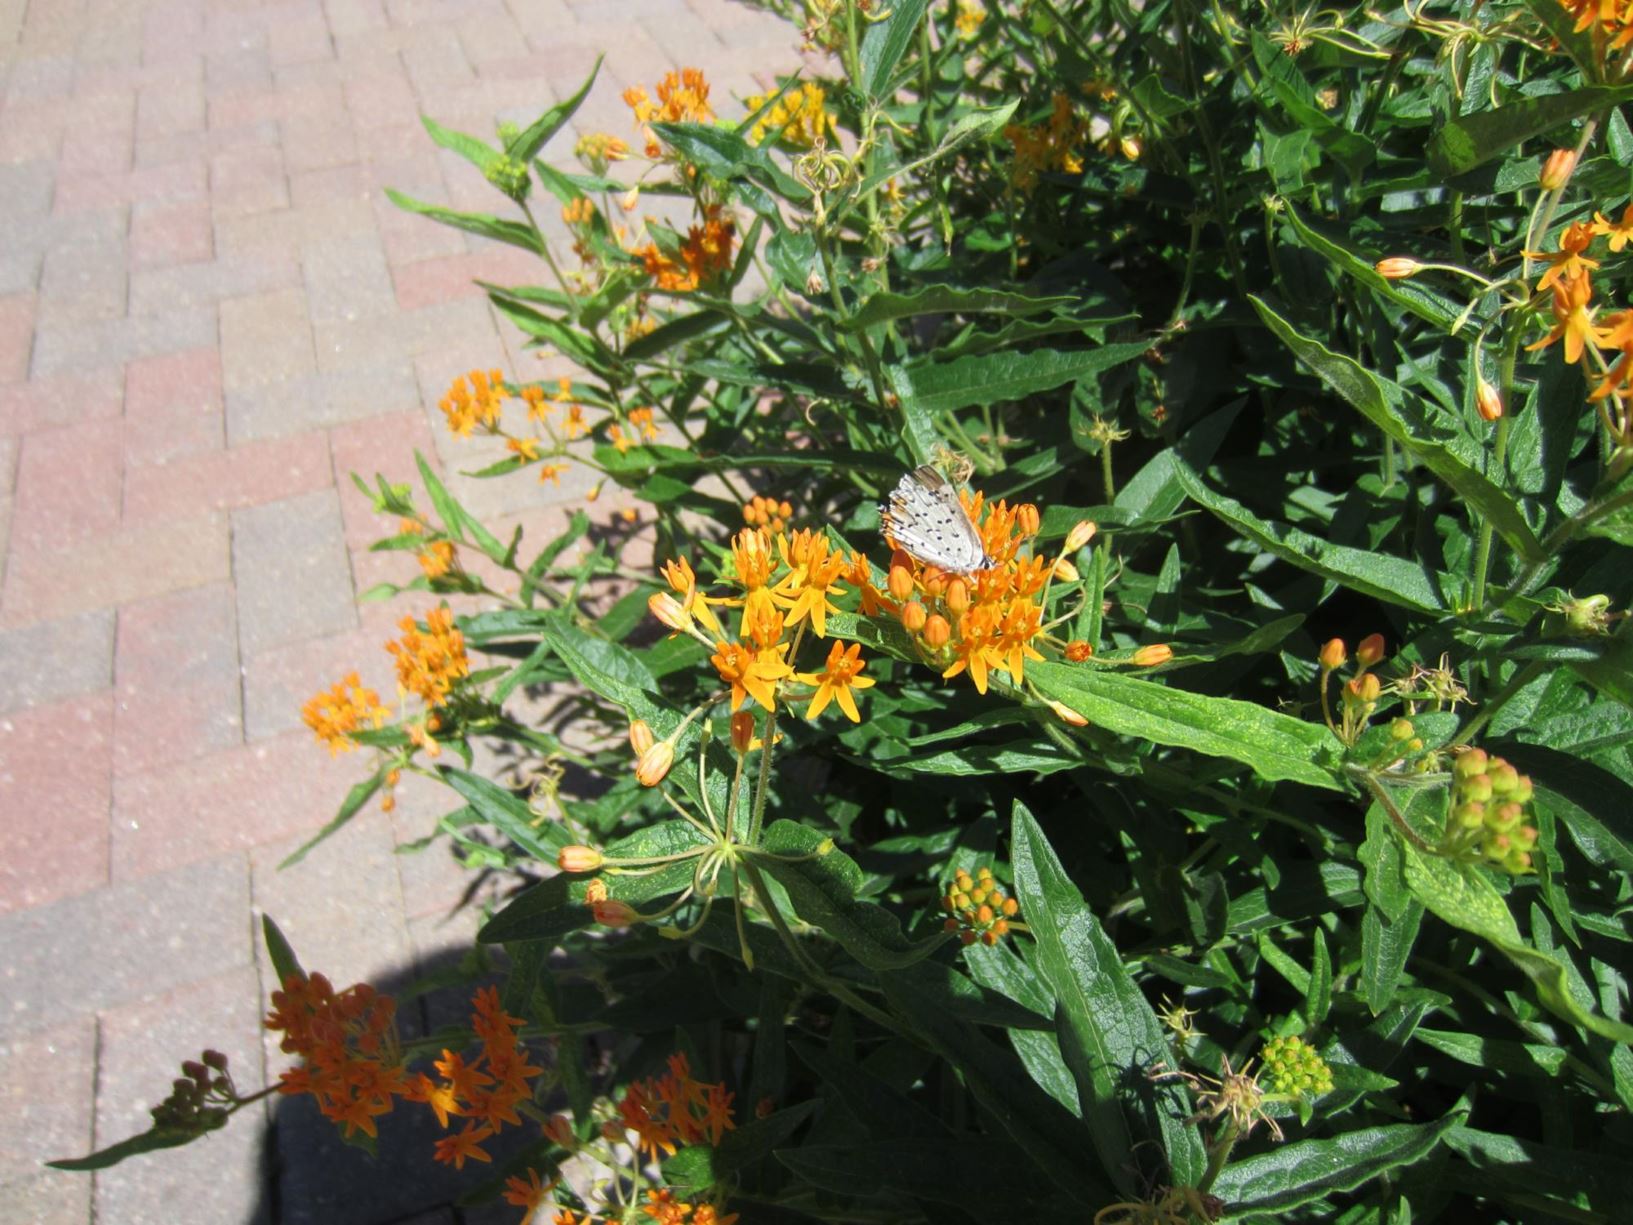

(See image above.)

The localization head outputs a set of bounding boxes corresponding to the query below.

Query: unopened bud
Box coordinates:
[544,1113,576,1148]
[1476,379,1503,422]
[1052,557,1080,582]
[1064,640,1093,662]
[648,591,692,631]
[1356,633,1386,668]
[1454,748,1489,779]
[1015,504,1041,536]
[1345,672,1382,703]
[1539,148,1577,191]
[1390,718,1415,742]
[635,740,675,786]
[1375,257,1420,279]
[558,845,603,872]
[887,563,915,602]
[1132,643,1173,667]
[901,600,927,632]
[923,614,951,649]
[730,710,755,753]
[1047,699,1088,726]
[1064,520,1097,552]
[590,899,638,928]
[1319,638,1347,670]
[629,719,655,755]
[945,578,970,614]
[620,185,640,212]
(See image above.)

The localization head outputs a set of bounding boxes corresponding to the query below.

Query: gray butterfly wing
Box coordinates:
[880,467,993,572]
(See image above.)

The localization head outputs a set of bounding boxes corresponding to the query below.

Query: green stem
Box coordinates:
[1197,1118,1241,1195]
[1471,325,1523,611]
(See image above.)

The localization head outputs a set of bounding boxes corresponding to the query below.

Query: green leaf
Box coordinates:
[1444,1124,1633,1209]
[1211,1112,1464,1212]
[1413,1029,1568,1079]
[1252,297,1546,563]
[1011,803,1208,1192]
[1501,742,1633,872]
[506,57,600,161]
[48,1124,211,1172]
[384,188,542,254]
[439,766,567,862]
[844,285,1078,331]
[421,115,501,174]
[1305,927,1333,1027]
[859,0,929,98]
[896,343,1148,416]
[1428,85,1633,178]
[1402,845,1633,1042]
[1029,661,1342,790]
[278,767,385,869]
[1172,453,1452,614]
[262,914,304,985]
[777,1138,1039,1206]
[1280,201,1465,333]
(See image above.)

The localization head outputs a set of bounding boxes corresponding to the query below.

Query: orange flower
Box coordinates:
[730,528,775,590]
[1593,202,1633,252]
[386,607,469,706]
[417,538,456,579]
[710,639,792,711]
[773,530,848,636]
[432,1121,495,1169]
[302,672,389,754]
[1526,273,1605,364]
[1527,220,1599,295]
[942,606,1003,694]
[504,1168,555,1222]
[617,1052,736,1163]
[797,641,876,721]
[439,369,506,437]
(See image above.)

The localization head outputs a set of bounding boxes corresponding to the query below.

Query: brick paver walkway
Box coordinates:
[0,2,804,1221]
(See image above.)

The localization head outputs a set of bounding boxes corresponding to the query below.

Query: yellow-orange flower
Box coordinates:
[1593,202,1633,252]
[797,641,875,721]
[710,639,791,711]
[439,369,506,437]
[302,672,389,753]
[1526,273,1605,364]
[624,68,715,158]
[943,605,1003,694]
[1527,220,1599,295]
[774,529,848,637]
[386,607,469,706]
[730,528,775,590]
[744,81,835,148]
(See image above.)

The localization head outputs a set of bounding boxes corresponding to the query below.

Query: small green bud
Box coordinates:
[485,154,531,202]
[1454,749,1488,780]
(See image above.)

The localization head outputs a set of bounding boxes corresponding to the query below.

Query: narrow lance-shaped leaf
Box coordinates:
[1010,802,1208,1192]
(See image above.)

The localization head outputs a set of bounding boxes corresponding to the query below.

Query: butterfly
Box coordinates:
[880,465,997,573]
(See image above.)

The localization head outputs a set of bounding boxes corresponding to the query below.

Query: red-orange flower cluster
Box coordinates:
[616,1052,736,1161]
[637,206,736,293]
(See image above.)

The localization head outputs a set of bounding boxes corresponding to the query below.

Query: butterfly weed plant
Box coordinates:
[56,1,1633,1221]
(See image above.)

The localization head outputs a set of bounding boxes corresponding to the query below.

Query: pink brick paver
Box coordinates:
[0,1,805,1222]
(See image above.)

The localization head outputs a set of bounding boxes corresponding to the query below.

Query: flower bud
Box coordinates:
[635,740,675,786]
[1319,638,1347,670]
[1132,643,1173,667]
[1052,557,1080,582]
[1345,672,1381,703]
[1390,717,1415,742]
[1015,504,1040,536]
[730,710,755,754]
[1454,748,1488,779]
[901,600,927,633]
[1476,379,1503,422]
[1488,760,1519,796]
[1356,633,1386,668]
[648,591,692,632]
[1064,520,1097,552]
[1046,699,1088,726]
[629,719,655,755]
[590,899,638,928]
[920,566,947,597]
[620,185,640,212]
[543,1113,576,1148]
[558,845,603,872]
[1065,640,1093,662]
[887,563,915,602]
[923,614,951,648]
[1375,257,1420,279]
[1539,148,1576,191]
[203,1050,229,1071]
[944,578,970,614]
[1488,801,1524,833]
[1461,773,1493,803]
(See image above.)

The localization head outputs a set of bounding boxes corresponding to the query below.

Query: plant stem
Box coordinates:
[1471,324,1523,611]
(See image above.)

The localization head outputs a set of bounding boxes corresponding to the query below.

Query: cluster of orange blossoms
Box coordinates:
[610,405,660,452]
[616,1052,737,1160]
[400,517,456,579]
[1559,0,1633,61]
[623,67,714,159]
[267,978,542,1171]
[387,607,471,706]
[437,370,584,483]
[302,672,390,755]
[743,492,794,533]
[637,205,736,294]
[1006,92,1088,193]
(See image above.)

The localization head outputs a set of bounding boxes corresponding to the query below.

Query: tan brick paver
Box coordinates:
[0,0,803,1220]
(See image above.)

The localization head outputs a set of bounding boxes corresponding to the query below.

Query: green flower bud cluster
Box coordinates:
[495,120,521,148]
[149,1049,235,1133]
[1443,749,1538,874]
[1259,1035,1333,1098]
[485,154,531,202]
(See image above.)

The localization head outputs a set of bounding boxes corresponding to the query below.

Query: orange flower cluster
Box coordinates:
[400,518,457,579]
[1005,92,1087,193]
[301,671,389,754]
[1559,0,1633,62]
[266,972,407,1139]
[610,406,660,453]
[267,978,542,1170]
[642,1190,738,1225]
[637,207,736,293]
[885,492,1060,694]
[387,607,470,706]
[623,68,715,159]
[743,492,793,533]
[615,1052,736,1161]
[440,368,506,437]
[406,985,544,1169]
